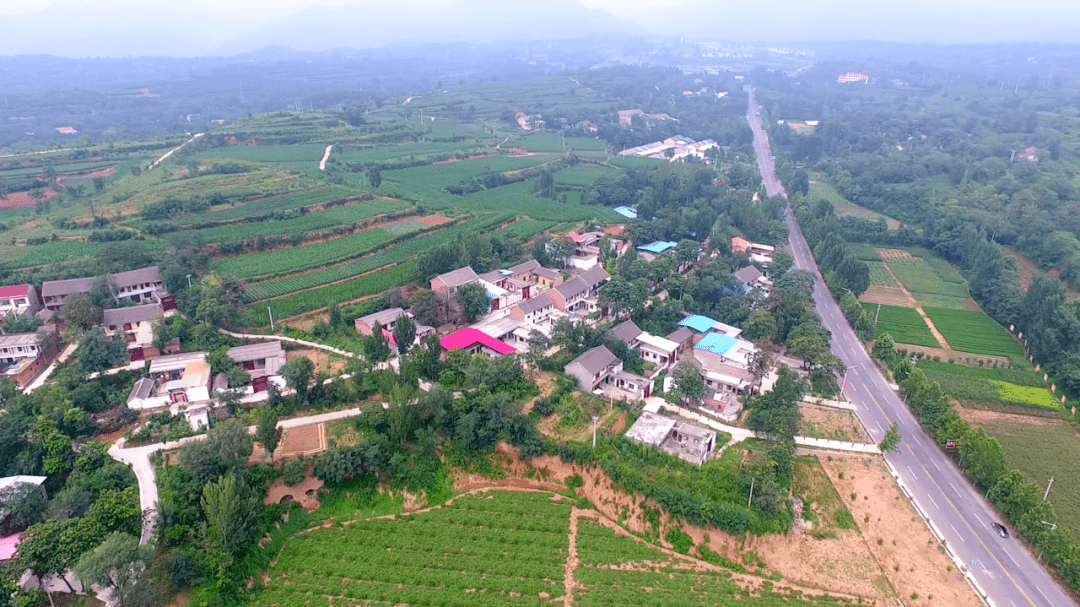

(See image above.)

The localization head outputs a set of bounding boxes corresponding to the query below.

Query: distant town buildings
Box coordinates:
[617,109,676,127]
[837,72,869,84]
[618,136,717,162]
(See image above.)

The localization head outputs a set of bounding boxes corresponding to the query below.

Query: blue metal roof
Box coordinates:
[695,333,738,356]
[637,240,677,254]
[677,315,718,333]
[613,206,638,219]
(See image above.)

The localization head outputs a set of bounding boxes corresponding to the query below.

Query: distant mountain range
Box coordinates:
[2,0,1079,58]
[0,0,643,57]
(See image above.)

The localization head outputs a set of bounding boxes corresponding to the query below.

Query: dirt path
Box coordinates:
[318,144,333,171]
[563,508,582,607]
[880,261,951,349]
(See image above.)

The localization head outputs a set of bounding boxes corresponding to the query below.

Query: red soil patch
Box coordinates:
[432,153,495,164]
[417,213,453,226]
[0,188,59,209]
[57,165,116,184]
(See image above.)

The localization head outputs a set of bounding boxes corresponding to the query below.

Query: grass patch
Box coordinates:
[979,418,1080,537]
[990,381,1062,410]
[872,304,939,348]
[794,457,857,538]
[886,258,969,300]
[847,242,882,261]
[922,307,1027,362]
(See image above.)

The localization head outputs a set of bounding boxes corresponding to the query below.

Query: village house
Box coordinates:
[0,329,58,388]
[41,265,172,311]
[509,292,556,325]
[477,272,523,311]
[638,332,680,371]
[430,266,478,298]
[549,277,594,315]
[103,302,164,361]
[636,240,677,262]
[565,231,604,269]
[610,320,643,348]
[625,411,716,465]
[666,326,695,355]
[227,341,287,379]
[733,265,772,296]
[137,351,212,406]
[0,285,41,319]
[439,327,516,358]
[564,345,652,400]
[532,267,563,290]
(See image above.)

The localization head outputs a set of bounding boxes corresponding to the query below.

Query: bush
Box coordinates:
[282,458,306,486]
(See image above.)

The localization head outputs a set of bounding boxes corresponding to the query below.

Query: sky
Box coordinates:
[0,0,1073,15]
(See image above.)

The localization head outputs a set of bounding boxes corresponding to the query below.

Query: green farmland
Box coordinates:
[255,489,867,607]
[923,307,1027,363]
[871,304,939,348]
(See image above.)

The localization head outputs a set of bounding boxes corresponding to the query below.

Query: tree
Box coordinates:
[597,276,644,318]
[280,356,315,405]
[201,474,259,559]
[0,482,45,534]
[74,532,150,607]
[365,322,392,364]
[871,332,897,363]
[61,293,101,332]
[255,407,283,462]
[747,367,805,443]
[878,423,901,453]
[76,328,128,373]
[21,518,99,594]
[393,314,417,355]
[1,312,41,334]
[178,419,252,485]
[666,361,706,405]
[408,289,440,326]
[456,282,489,323]
[369,167,382,190]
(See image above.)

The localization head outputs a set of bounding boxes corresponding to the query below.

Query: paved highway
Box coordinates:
[745,86,1075,607]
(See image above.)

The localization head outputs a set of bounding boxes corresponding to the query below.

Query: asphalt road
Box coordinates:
[745,87,1075,607]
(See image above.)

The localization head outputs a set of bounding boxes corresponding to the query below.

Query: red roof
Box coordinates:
[731,236,750,253]
[0,285,30,298]
[440,328,516,355]
[567,231,584,244]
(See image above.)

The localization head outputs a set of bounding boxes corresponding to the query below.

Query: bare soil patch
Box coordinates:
[818,457,981,607]
[955,406,1063,427]
[0,188,59,209]
[1005,246,1080,300]
[799,404,871,443]
[860,285,915,308]
[416,213,453,226]
[264,473,324,511]
[432,153,496,164]
[287,349,347,375]
[250,422,327,462]
[56,165,116,186]
[877,248,915,260]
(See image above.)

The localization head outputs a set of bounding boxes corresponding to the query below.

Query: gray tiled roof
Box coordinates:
[567,345,619,375]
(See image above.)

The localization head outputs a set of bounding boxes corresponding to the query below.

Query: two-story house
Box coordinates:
[564,345,652,400]
[549,277,592,314]
[41,277,96,311]
[430,266,479,298]
[0,285,41,319]
[110,266,165,305]
[103,303,164,361]
[509,293,556,325]
[145,351,211,404]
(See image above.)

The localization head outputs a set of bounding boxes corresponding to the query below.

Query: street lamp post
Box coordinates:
[840,365,855,396]
[591,416,599,449]
[186,274,193,289]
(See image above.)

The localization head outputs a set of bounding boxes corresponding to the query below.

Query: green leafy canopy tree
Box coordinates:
[255,407,283,462]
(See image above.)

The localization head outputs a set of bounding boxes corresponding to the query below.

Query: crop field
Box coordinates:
[846,243,882,262]
[197,143,331,165]
[809,180,898,229]
[514,132,608,153]
[872,304,939,347]
[189,200,412,243]
[169,185,359,226]
[916,360,1045,387]
[886,258,969,300]
[553,164,618,188]
[247,261,416,324]
[922,370,1059,411]
[448,181,622,223]
[866,261,898,287]
[331,140,487,165]
[244,214,508,304]
[255,490,571,607]
[256,488,859,607]
[214,226,405,279]
[574,517,851,606]
[922,307,1027,362]
[989,381,1062,410]
[382,153,562,197]
[977,417,1080,536]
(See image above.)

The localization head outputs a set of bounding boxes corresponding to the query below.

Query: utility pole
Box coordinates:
[592,416,599,448]
[268,307,275,332]
[748,477,755,507]
[1044,477,1054,501]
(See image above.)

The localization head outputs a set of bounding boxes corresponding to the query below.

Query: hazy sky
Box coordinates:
[0,0,671,16]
